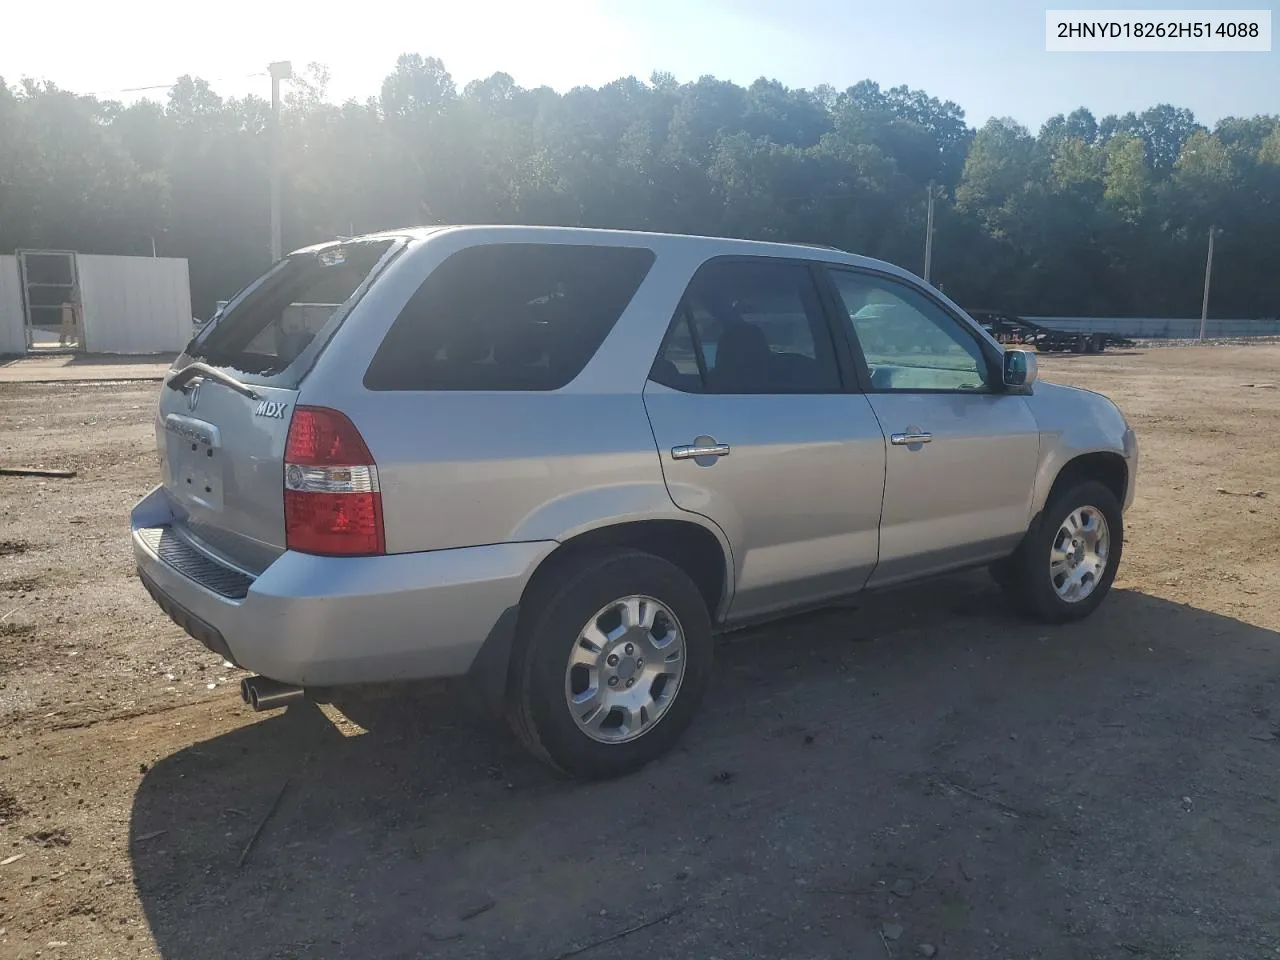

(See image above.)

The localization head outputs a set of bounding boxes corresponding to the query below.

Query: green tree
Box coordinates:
[4,58,1280,321]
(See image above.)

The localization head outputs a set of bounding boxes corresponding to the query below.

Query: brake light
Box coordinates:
[283,406,385,556]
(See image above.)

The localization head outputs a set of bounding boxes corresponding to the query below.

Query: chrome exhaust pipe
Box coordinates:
[240,675,305,712]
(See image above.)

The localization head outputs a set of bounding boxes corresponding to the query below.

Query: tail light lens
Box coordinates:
[283,406,385,556]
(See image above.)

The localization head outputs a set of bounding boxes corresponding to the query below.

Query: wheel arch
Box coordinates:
[1029,450,1128,538]
[522,518,732,623]
[996,450,1128,623]
[1045,451,1127,513]
[465,517,734,717]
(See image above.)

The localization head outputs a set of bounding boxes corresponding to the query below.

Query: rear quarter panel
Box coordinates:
[352,391,687,553]
[294,228,735,597]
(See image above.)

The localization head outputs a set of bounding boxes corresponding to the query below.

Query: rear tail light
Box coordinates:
[283,406,385,556]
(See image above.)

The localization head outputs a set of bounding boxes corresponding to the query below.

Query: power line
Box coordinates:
[78,72,268,98]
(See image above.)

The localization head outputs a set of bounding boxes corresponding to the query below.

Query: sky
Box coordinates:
[2,0,1276,130]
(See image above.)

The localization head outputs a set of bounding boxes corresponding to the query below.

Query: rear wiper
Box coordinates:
[165,362,263,402]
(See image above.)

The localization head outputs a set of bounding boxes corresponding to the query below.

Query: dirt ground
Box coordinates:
[2,345,1279,960]
[0,354,174,384]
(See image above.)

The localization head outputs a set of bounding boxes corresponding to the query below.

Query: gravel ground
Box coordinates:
[2,345,1280,960]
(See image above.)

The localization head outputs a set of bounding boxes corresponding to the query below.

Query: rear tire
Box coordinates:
[1000,480,1123,624]
[507,548,713,780]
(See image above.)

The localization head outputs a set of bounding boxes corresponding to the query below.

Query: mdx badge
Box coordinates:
[254,400,289,420]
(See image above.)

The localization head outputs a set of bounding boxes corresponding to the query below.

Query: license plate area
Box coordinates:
[163,414,224,512]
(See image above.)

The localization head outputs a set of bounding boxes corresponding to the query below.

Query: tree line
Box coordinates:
[2,54,1278,321]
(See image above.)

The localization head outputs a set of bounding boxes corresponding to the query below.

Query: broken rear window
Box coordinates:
[189,240,398,377]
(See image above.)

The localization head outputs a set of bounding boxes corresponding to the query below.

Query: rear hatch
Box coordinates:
[155,238,402,573]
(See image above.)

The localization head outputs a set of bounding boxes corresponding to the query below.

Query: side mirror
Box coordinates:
[1003,348,1038,389]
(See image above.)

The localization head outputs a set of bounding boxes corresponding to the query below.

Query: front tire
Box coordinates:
[1001,480,1123,623]
[507,549,713,780]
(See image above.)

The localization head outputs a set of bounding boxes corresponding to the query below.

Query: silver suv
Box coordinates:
[132,226,1138,780]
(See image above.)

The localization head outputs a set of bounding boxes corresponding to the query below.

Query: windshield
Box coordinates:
[188,239,399,378]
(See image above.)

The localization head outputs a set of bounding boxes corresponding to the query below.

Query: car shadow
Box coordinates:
[129,575,1280,960]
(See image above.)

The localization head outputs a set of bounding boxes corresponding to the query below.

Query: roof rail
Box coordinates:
[781,240,847,252]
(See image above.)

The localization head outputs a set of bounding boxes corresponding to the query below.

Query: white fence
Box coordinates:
[77,255,192,354]
[0,253,192,356]
[0,257,23,355]
[1023,316,1280,339]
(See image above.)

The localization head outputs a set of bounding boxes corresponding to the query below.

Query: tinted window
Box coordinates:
[651,259,842,394]
[365,243,655,391]
[190,240,397,377]
[828,270,992,392]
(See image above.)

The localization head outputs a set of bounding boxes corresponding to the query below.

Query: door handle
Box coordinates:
[671,442,731,460]
[890,432,932,445]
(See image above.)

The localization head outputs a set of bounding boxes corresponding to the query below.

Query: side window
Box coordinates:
[827,270,992,392]
[365,243,655,391]
[651,259,842,394]
[648,309,704,392]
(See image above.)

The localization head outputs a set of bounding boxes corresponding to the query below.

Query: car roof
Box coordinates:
[293,224,910,278]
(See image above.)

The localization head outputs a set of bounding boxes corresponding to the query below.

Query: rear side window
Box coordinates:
[190,240,397,377]
[365,243,656,391]
[649,258,843,394]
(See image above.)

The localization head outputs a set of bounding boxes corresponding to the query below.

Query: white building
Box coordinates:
[0,250,193,356]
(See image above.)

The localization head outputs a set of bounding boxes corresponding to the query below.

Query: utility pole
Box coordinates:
[923,180,936,284]
[1198,225,1216,341]
[268,61,293,262]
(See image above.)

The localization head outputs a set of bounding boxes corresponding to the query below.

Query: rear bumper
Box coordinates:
[131,486,555,686]
[137,566,236,664]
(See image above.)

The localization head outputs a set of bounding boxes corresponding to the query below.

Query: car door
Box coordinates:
[643,256,887,623]
[822,267,1041,588]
